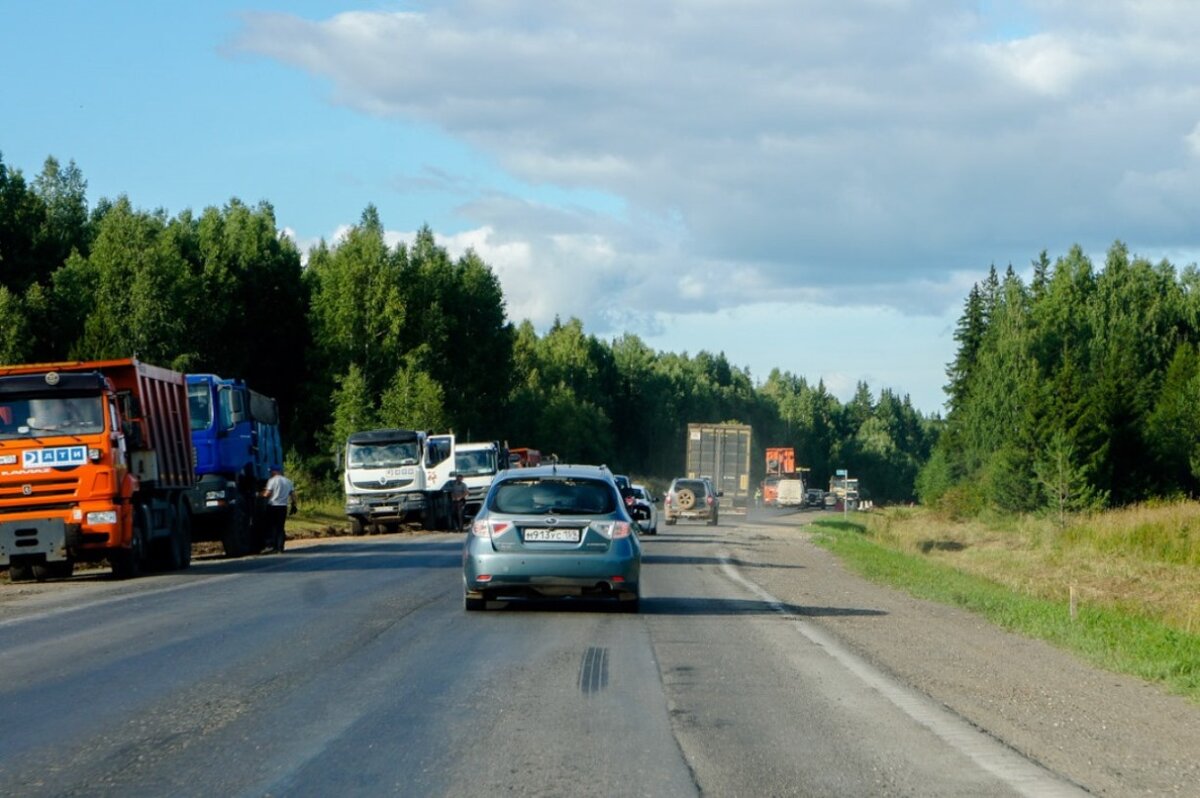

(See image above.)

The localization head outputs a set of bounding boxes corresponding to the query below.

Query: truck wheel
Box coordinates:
[349,516,366,536]
[422,506,439,531]
[152,505,184,571]
[32,561,75,581]
[222,502,253,557]
[8,562,34,582]
[111,511,147,580]
[175,505,193,569]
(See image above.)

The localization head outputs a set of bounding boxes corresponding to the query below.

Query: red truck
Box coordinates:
[0,358,198,580]
[508,447,542,468]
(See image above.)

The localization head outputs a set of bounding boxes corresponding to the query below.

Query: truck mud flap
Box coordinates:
[0,518,70,565]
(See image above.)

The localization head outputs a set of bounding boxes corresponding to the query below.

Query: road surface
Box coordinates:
[0,513,1156,796]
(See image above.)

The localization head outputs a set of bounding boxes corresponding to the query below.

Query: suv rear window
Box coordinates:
[672,479,709,496]
[491,478,617,515]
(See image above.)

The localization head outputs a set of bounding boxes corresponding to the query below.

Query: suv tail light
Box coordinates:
[706,495,714,506]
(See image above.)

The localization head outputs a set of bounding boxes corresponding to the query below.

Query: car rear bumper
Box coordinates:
[464,546,640,594]
[665,509,714,520]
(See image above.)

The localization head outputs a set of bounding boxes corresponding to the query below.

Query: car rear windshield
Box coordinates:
[672,479,708,495]
[491,478,617,515]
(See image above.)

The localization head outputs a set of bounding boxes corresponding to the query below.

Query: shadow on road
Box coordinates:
[641,596,886,617]
[641,534,722,544]
[642,554,803,570]
[476,596,886,617]
[189,551,461,575]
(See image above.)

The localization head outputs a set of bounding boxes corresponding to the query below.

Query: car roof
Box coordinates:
[671,477,710,488]
[496,463,615,481]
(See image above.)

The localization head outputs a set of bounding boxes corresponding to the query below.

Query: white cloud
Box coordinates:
[235,1,1200,410]
[975,33,1091,96]
[1188,122,1200,158]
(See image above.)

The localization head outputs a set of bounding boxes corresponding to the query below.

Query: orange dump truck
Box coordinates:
[0,359,198,580]
[765,447,795,476]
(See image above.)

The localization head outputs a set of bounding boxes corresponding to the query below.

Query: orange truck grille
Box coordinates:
[0,476,81,502]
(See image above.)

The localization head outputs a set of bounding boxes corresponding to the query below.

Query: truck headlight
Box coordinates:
[87,510,119,525]
[346,495,363,506]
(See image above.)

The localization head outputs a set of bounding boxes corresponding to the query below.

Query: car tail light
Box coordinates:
[664,495,672,506]
[706,495,714,506]
[590,520,632,539]
[472,520,512,538]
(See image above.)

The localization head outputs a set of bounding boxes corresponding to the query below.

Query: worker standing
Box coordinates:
[260,466,296,553]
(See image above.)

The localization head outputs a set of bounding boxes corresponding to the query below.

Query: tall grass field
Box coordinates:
[811,502,1200,700]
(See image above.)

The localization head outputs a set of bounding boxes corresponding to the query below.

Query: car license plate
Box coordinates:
[524,527,581,542]
[375,506,395,512]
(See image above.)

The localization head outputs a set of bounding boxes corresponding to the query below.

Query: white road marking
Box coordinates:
[718,553,1090,798]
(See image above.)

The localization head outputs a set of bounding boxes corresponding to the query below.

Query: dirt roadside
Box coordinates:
[726,512,1200,796]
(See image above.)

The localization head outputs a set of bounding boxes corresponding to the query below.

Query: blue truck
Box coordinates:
[185,374,283,556]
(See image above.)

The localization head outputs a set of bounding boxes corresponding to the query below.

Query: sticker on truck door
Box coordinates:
[22,446,87,468]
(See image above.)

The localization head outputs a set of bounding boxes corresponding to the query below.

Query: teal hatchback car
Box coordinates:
[463,464,642,612]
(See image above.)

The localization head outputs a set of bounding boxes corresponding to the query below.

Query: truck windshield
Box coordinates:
[347,442,419,468]
[187,383,212,431]
[455,449,497,476]
[0,395,106,439]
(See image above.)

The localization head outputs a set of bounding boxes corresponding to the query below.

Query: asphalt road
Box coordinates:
[0,517,1088,797]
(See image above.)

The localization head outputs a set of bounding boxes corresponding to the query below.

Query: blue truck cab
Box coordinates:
[186,374,283,556]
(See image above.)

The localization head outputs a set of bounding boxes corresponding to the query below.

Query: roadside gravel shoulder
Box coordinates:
[726,513,1200,797]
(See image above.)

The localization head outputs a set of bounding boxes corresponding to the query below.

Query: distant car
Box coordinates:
[664,477,720,526]
[806,488,825,507]
[630,483,659,535]
[462,464,641,612]
[612,473,648,528]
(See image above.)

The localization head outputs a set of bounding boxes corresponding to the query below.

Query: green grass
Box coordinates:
[288,497,354,538]
[810,518,1200,700]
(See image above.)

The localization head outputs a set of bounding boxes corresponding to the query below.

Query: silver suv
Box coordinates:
[664,477,719,526]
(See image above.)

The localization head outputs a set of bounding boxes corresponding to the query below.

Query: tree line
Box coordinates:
[922,243,1200,516]
[1,152,936,500]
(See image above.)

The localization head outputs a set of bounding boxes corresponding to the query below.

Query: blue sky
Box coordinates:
[5,1,1200,414]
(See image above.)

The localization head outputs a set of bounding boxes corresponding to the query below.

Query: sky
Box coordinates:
[5,0,1200,415]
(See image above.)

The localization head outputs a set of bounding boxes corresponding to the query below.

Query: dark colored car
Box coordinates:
[463,464,642,612]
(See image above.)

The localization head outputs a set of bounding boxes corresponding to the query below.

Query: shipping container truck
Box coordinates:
[0,359,199,580]
[685,423,752,509]
[185,374,284,557]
